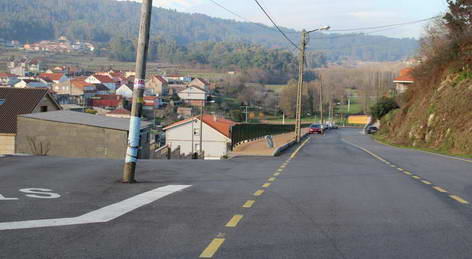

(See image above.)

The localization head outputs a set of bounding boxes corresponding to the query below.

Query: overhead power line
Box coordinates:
[207,0,298,34]
[253,0,300,50]
[329,16,440,32]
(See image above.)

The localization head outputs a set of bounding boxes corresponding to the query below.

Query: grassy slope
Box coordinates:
[378,74,472,156]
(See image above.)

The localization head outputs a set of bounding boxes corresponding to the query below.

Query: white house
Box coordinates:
[393,68,414,94]
[164,114,236,159]
[39,73,69,85]
[14,79,48,88]
[116,84,133,98]
[85,74,117,91]
[178,86,208,106]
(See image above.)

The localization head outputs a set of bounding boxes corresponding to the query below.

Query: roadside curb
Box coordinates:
[272,132,310,157]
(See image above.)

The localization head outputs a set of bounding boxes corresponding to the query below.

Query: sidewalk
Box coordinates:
[229,128,309,157]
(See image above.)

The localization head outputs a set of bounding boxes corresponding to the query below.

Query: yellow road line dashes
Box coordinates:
[268,177,276,182]
[404,171,412,175]
[449,195,470,204]
[277,168,283,172]
[200,238,225,258]
[274,172,280,176]
[433,186,448,193]
[412,175,421,180]
[262,183,271,188]
[225,215,243,227]
[254,190,264,196]
[242,200,255,208]
[421,180,432,185]
[397,168,404,171]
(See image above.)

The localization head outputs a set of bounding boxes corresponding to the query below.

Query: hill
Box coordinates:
[0,0,418,62]
[377,2,472,156]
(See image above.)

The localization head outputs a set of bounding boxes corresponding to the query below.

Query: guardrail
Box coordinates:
[230,123,311,150]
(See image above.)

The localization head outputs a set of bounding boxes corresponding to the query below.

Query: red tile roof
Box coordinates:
[39,73,65,81]
[92,74,115,84]
[164,114,236,138]
[0,73,17,78]
[152,75,167,84]
[394,68,415,82]
[0,88,61,133]
[70,78,91,89]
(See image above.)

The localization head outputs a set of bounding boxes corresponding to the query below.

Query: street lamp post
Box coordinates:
[295,26,330,143]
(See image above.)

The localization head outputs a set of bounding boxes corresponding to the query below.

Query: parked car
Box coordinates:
[366,126,378,134]
[309,124,324,134]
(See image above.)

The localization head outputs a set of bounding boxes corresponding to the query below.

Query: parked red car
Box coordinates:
[309,124,323,134]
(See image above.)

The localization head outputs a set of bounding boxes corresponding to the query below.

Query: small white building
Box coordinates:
[393,68,414,94]
[116,84,133,98]
[14,79,48,88]
[85,74,117,91]
[178,86,208,106]
[164,114,236,159]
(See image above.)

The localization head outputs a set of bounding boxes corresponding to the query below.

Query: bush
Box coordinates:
[370,97,399,120]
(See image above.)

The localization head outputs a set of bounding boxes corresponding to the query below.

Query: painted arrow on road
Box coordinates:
[0,185,191,231]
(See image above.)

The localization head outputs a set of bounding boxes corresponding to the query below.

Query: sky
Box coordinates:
[127,0,450,39]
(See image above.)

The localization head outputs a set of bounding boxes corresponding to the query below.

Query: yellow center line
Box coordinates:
[390,165,396,168]
[242,200,255,208]
[412,175,421,180]
[290,138,311,159]
[225,214,244,227]
[280,165,286,169]
[262,183,271,188]
[254,189,264,196]
[433,186,448,193]
[274,172,280,176]
[277,168,283,172]
[421,180,432,185]
[199,238,225,258]
[449,195,470,204]
[404,171,412,175]
[397,168,404,171]
[268,177,276,182]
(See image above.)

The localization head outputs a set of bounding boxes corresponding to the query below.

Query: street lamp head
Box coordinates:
[320,26,330,31]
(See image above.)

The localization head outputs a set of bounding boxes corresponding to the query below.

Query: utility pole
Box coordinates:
[295,30,306,143]
[319,74,324,125]
[122,0,153,183]
[199,102,204,158]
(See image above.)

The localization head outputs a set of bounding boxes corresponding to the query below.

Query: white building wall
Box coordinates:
[165,119,230,159]
[178,87,207,101]
[116,85,133,98]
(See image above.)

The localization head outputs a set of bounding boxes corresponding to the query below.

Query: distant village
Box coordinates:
[0,36,95,53]
[0,55,238,161]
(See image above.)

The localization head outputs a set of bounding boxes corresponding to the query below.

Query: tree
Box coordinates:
[370,97,399,120]
[444,0,472,38]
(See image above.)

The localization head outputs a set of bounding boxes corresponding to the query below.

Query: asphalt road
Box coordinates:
[1,128,472,258]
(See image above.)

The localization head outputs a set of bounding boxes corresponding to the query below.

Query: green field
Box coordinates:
[265,84,287,93]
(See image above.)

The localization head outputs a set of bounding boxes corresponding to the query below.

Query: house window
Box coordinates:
[0,99,5,105]
[40,106,48,112]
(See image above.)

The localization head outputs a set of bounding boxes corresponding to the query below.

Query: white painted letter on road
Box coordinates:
[19,188,61,199]
[0,194,19,201]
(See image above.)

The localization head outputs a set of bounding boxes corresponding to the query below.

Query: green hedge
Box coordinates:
[230,123,311,150]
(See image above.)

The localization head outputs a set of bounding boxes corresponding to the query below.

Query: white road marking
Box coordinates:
[19,188,61,199]
[0,185,191,231]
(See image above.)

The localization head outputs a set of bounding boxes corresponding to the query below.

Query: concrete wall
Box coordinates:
[32,96,61,113]
[16,117,149,159]
[165,119,230,159]
[0,134,15,154]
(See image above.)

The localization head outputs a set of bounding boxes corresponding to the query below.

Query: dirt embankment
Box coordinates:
[379,74,472,156]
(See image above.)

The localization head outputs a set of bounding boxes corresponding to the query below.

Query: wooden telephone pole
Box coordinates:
[295,30,306,143]
[122,0,153,183]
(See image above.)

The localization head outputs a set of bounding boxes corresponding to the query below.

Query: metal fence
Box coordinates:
[230,123,311,150]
